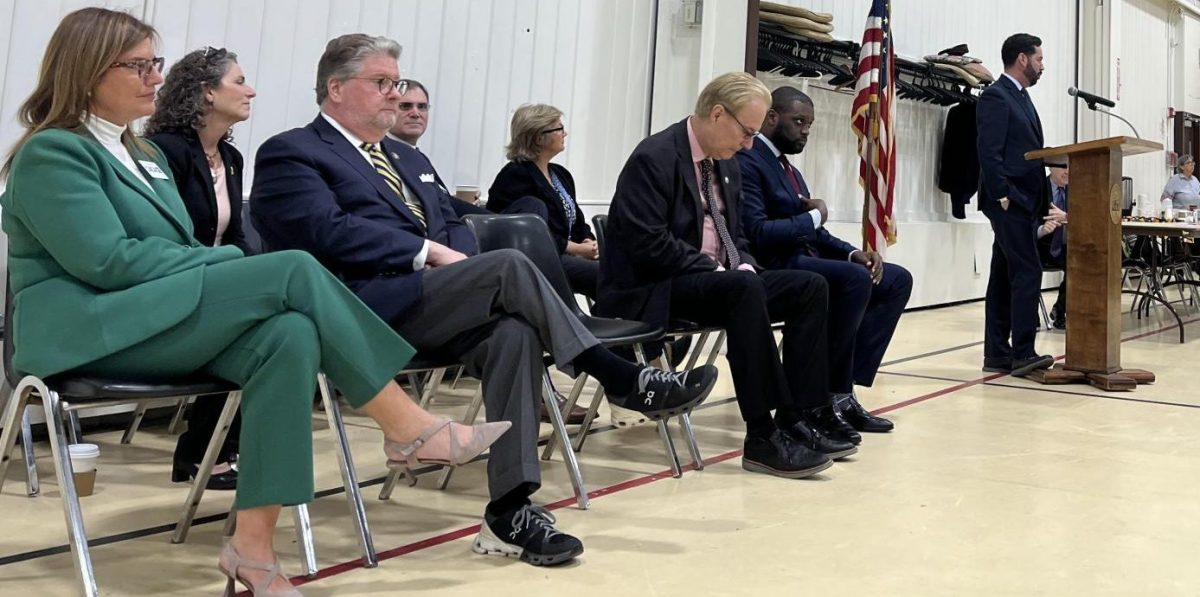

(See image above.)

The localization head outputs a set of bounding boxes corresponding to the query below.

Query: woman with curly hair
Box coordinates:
[144,48,257,491]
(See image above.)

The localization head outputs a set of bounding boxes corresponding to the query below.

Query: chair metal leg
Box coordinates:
[66,410,83,444]
[173,392,241,544]
[571,384,606,453]
[166,396,193,435]
[120,403,149,445]
[292,504,318,577]
[223,505,238,537]
[656,419,682,478]
[704,331,726,367]
[542,371,588,509]
[35,380,99,597]
[449,366,465,390]
[0,381,30,495]
[683,331,711,372]
[678,412,704,471]
[319,374,378,568]
[541,373,588,461]
[436,386,486,490]
[1037,293,1051,330]
[21,406,39,496]
[378,469,402,501]
[416,368,446,409]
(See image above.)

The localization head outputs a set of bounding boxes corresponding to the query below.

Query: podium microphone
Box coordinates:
[1068,86,1140,138]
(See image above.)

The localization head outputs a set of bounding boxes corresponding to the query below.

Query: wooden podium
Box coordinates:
[1024,137,1162,391]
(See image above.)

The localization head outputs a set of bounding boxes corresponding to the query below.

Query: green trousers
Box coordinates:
[77,251,415,509]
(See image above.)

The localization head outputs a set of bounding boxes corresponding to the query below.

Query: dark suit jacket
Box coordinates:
[250,115,477,324]
[487,160,594,253]
[594,118,758,328]
[1037,176,1068,266]
[148,130,251,252]
[737,137,856,268]
[976,75,1046,215]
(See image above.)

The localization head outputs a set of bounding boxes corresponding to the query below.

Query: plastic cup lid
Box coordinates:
[67,443,100,458]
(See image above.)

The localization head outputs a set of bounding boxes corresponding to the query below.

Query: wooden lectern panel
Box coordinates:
[1026,137,1163,376]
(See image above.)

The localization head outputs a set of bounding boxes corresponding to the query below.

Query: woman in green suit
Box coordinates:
[1,9,508,596]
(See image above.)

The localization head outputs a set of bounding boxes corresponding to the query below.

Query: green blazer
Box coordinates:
[2,128,243,377]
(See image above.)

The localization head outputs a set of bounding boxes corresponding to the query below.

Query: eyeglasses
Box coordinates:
[719,104,759,140]
[351,77,408,96]
[398,102,430,112]
[110,56,165,80]
[539,126,565,135]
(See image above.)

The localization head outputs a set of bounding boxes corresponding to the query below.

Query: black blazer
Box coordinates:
[594,118,758,329]
[148,130,251,252]
[487,160,594,253]
[250,115,478,324]
[975,75,1047,216]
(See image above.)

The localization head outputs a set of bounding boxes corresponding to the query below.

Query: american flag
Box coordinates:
[850,0,897,254]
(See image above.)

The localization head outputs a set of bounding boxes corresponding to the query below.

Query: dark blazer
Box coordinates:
[250,115,477,324]
[148,130,251,252]
[1037,176,1068,265]
[737,136,856,269]
[938,101,979,216]
[595,118,758,328]
[976,75,1046,215]
[487,160,594,253]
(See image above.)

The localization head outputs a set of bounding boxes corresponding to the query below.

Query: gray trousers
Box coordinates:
[391,249,599,499]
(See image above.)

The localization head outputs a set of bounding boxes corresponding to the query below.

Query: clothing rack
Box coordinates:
[757,26,985,106]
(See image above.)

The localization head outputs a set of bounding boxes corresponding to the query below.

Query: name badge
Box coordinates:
[138,161,170,180]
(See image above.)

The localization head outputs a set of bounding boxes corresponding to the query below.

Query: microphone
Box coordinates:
[1068,86,1140,138]
[1067,86,1116,108]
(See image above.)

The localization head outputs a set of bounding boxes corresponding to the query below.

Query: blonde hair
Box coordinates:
[694,72,771,118]
[505,104,564,161]
[3,7,158,176]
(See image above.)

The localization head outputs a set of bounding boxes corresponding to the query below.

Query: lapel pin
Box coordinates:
[724,176,729,184]
[391,152,399,159]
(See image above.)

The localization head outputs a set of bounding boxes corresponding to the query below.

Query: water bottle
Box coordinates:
[1162,196,1174,221]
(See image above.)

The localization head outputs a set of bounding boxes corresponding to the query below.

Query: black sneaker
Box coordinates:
[610,365,718,419]
[472,504,583,566]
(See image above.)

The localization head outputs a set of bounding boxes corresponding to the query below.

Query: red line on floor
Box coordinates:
[244,313,1198,595]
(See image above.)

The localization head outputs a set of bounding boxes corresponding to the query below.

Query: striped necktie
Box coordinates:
[361,142,426,228]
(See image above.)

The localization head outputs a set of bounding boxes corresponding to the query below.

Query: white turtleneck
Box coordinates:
[84,113,152,190]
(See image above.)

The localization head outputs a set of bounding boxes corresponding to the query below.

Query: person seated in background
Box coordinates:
[386,78,488,217]
[144,46,257,492]
[1037,164,1069,329]
[1161,153,1199,210]
[737,86,911,434]
[487,104,599,299]
[2,10,508,594]
[251,33,718,567]
[597,72,860,481]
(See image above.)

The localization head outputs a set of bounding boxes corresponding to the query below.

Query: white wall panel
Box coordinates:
[1118,0,1174,202]
[0,0,656,206]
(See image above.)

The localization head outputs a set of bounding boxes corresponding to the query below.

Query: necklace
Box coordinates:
[204,148,221,170]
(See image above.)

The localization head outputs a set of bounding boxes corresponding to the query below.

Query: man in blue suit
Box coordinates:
[737,86,911,434]
[977,33,1055,377]
[386,78,488,218]
[251,34,716,567]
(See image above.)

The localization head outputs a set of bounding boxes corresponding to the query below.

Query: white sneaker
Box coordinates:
[608,402,649,428]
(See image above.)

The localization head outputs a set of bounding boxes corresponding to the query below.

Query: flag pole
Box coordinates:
[861,98,879,250]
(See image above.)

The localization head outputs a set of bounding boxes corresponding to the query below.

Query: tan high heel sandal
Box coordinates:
[383,417,511,486]
[218,541,303,596]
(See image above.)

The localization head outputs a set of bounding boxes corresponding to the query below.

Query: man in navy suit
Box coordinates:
[977,33,1055,377]
[251,34,716,567]
[737,86,911,434]
[1038,165,1069,329]
[597,72,859,481]
[386,78,488,218]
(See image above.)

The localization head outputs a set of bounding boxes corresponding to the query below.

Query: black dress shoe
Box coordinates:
[982,357,1012,373]
[840,395,894,433]
[1050,306,1067,330]
[1011,354,1054,377]
[172,462,237,491]
[780,419,857,459]
[803,405,861,445]
[742,430,832,479]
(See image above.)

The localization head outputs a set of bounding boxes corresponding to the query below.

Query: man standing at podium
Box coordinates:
[976,33,1055,377]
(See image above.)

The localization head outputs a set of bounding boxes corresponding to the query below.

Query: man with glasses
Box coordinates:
[597,72,859,481]
[737,86,910,435]
[251,33,718,568]
[386,79,488,217]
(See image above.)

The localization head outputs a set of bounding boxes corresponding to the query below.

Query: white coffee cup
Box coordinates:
[455,185,480,204]
[68,443,99,496]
